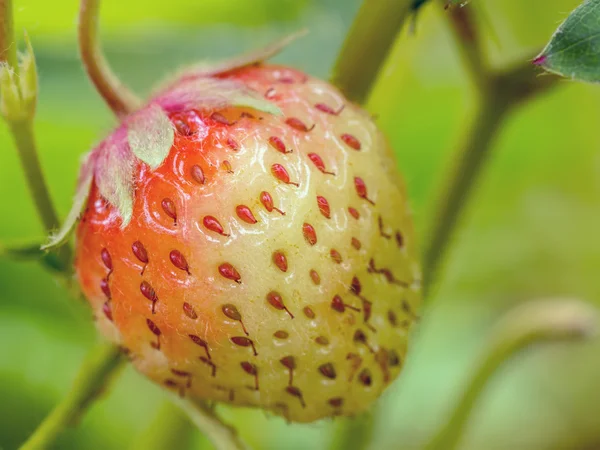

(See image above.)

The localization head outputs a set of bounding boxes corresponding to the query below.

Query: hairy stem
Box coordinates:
[20,344,125,450]
[331,0,414,104]
[170,396,250,450]
[424,299,597,450]
[78,0,140,116]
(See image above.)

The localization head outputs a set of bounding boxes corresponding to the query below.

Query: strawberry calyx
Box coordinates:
[42,33,306,252]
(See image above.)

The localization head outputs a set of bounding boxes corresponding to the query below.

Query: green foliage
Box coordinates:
[536,0,600,83]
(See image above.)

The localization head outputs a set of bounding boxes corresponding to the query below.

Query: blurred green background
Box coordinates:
[1,0,599,449]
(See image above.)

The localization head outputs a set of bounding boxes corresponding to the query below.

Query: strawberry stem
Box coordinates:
[0,0,73,268]
[8,121,63,235]
[19,343,125,450]
[421,4,560,297]
[78,0,140,117]
[423,299,597,450]
[331,0,414,104]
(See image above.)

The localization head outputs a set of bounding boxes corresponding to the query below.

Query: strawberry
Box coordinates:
[49,47,421,423]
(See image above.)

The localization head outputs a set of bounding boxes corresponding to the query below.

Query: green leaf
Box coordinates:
[128,105,174,170]
[535,0,600,83]
[42,153,94,251]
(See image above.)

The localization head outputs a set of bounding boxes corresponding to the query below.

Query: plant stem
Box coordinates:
[78,0,140,117]
[20,343,125,450]
[9,120,74,267]
[0,0,18,70]
[422,88,510,296]
[442,2,489,94]
[422,5,561,296]
[9,121,60,232]
[422,4,495,290]
[424,299,597,450]
[331,0,414,104]
[0,0,73,267]
[169,396,250,450]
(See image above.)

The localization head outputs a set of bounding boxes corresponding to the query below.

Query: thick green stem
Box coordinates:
[79,0,140,116]
[331,0,414,104]
[422,61,560,296]
[424,299,597,450]
[422,3,561,296]
[19,344,125,450]
[422,88,510,295]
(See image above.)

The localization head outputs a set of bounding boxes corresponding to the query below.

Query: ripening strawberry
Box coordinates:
[48,44,421,423]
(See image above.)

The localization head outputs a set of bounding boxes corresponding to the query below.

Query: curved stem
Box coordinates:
[170,396,250,450]
[78,0,140,117]
[424,299,597,450]
[422,88,510,295]
[422,5,561,296]
[331,0,414,104]
[19,343,125,450]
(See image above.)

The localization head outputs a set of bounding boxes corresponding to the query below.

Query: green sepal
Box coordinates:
[96,140,135,228]
[41,153,94,251]
[128,104,174,170]
[0,31,39,121]
[0,64,22,121]
[18,31,38,117]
